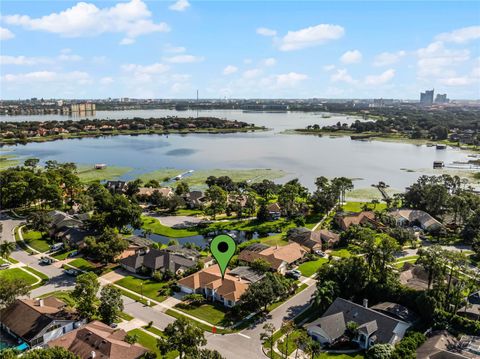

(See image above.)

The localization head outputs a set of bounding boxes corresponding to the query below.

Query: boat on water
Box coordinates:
[436,144,447,150]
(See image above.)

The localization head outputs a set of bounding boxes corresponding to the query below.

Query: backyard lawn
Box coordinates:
[297,258,328,277]
[115,275,171,302]
[341,201,386,213]
[330,249,352,258]
[142,216,200,238]
[0,268,38,286]
[127,329,178,359]
[22,229,51,252]
[175,303,228,326]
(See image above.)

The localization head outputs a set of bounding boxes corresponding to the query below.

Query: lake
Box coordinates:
[1,109,474,191]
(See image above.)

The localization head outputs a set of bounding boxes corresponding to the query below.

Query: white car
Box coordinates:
[0,263,10,270]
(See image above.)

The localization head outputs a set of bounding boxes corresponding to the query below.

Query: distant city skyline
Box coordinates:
[1,1,479,100]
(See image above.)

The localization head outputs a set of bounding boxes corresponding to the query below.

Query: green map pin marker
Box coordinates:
[210,234,237,279]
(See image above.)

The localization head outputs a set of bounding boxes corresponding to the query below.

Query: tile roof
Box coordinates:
[177,266,250,302]
[389,209,442,230]
[238,242,306,270]
[48,320,147,359]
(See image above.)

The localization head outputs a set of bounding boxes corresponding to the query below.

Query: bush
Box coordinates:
[366,343,395,359]
[433,309,480,335]
[391,331,426,359]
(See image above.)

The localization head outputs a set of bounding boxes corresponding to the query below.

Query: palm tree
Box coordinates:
[260,323,276,359]
[0,241,16,260]
[281,320,295,359]
[313,280,337,313]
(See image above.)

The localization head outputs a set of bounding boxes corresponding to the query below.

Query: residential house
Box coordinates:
[48,320,147,359]
[389,209,443,232]
[48,210,83,233]
[120,248,198,275]
[0,297,84,348]
[416,331,476,359]
[399,263,430,291]
[306,298,410,350]
[137,187,173,198]
[266,202,281,220]
[287,227,322,252]
[238,242,306,274]
[318,229,341,249]
[105,180,127,193]
[184,191,205,209]
[370,302,418,324]
[457,290,480,321]
[47,210,91,248]
[117,236,152,260]
[177,265,251,307]
[334,211,378,231]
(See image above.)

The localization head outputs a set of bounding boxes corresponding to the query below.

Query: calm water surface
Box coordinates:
[1,109,474,190]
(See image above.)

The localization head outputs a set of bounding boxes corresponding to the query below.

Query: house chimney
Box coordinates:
[90,351,96,359]
[37,299,44,307]
[363,299,368,308]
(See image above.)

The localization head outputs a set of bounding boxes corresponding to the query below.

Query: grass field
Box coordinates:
[52,249,77,260]
[127,329,178,359]
[175,303,229,326]
[341,201,387,213]
[0,154,19,170]
[0,268,38,286]
[330,248,353,258]
[138,168,286,189]
[297,258,328,277]
[76,164,132,183]
[115,276,171,303]
[22,230,50,253]
[142,216,200,238]
[165,309,232,334]
[68,258,96,271]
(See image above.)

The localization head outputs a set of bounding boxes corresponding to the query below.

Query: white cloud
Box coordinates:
[364,69,395,85]
[3,0,170,45]
[100,77,114,85]
[2,71,92,85]
[278,24,344,51]
[164,55,204,63]
[438,77,471,86]
[0,50,83,66]
[243,58,253,64]
[435,26,480,44]
[169,0,190,12]
[223,65,238,75]
[273,72,308,87]
[0,27,15,40]
[243,69,263,79]
[256,27,277,37]
[330,69,355,84]
[373,51,406,66]
[121,63,170,83]
[416,41,470,78]
[340,50,362,64]
[323,64,336,71]
[263,57,277,67]
[92,56,108,65]
[164,44,186,53]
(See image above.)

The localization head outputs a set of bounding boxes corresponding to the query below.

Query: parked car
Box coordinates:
[68,250,79,258]
[50,243,64,252]
[64,268,79,276]
[314,250,326,257]
[0,263,11,270]
[286,269,302,279]
[39,256,53,265]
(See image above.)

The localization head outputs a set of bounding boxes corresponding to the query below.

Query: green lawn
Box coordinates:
[165,309,232,334]
[22,229,51,252]
[116,287,153,307]
[175,303,228,326]
[259,234,290,247]
[142,216,200,238]
[0,154,19,170]
[0,268,38,286]
[76,164,132,183]
[67,258,95,271]
[127,329,178,359]
[118,311,134,321]
[330,249,352,258]
[0,258,7,265]
[143,326,165,337]
[23,266,49,288]
[52,250,77,260]
[297,258,328,277]
[115,276,171,303]
[341,201,387,213]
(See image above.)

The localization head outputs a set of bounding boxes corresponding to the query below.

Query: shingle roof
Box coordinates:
[308,298,409,345]
[238,242,306,270]
[48,320,147,359]
[306,312,346,342]
[0,297,76,342]
[288,228,322,250]
[120,249,196,272]
[389,209,442,230]
[229,266,265,283]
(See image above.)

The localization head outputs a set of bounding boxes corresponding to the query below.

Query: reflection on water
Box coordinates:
[2,109,473,191]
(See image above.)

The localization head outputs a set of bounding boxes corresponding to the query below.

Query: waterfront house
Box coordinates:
[266,202,282,220]
[48,320,147,359]
[388,209,443,232]
[318,229,341,248]
[105,180,127,193]
[177,265,250,307]
[287,227,323,252]
[0,297,84,348]
[137,187,173,198]
[306,298,410,350]
[184,190,206,209]
[238,242,306,274]
[120,247,198,275]
[334,211,378,231]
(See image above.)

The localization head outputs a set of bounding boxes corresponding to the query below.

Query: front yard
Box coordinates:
[0,268,38,286]
[67,258,96,271]
[297,258,328,277]
[127,329,178,359]
[175,302,230,326]
[22,229,51,253]
[115,275,171,303]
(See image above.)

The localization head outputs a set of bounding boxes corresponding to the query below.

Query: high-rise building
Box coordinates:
[435,94,449,103]
[420,89,434,105]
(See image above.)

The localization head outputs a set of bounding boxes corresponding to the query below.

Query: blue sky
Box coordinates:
[1,1,479,99]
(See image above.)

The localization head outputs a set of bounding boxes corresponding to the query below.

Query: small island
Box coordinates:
[0,116,266,145]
